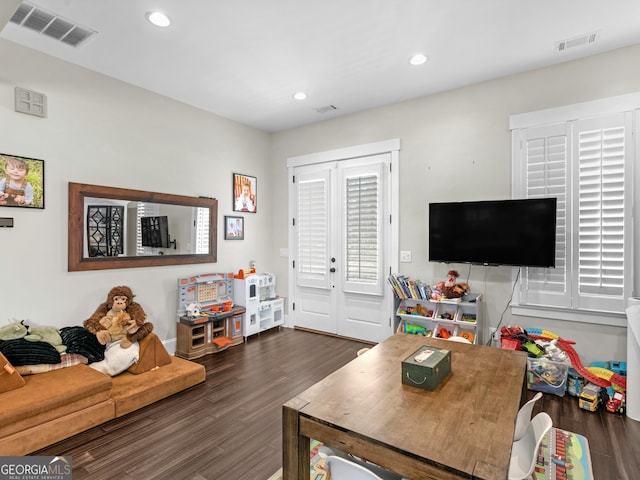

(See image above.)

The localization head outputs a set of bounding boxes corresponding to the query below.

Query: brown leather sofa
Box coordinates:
[0,334,205,455]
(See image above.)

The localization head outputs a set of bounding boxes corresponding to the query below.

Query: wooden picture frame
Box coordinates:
[232,173,257,213]
[224,215,244,240]
[0,153,45,209]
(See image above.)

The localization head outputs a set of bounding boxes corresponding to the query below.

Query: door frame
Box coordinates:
[286,139,400,335]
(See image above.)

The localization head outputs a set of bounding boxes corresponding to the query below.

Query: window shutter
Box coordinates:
[194,207,209,254]
[573,113,630,312]
[296,170,330,288]
[514,111,632,317]
[136,202,160,255]
[518,123,570,308]
[342,163,384,295]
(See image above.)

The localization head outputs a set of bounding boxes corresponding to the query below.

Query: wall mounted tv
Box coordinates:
[428,198,557,268]
[140,215,170,248]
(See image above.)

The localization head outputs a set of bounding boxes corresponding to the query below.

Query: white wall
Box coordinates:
[270,44,640,365]
[0,39,271,343]
[3,35,639,366]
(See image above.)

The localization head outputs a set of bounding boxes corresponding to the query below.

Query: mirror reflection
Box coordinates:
[84,198,210,258]
[68,182,218,271]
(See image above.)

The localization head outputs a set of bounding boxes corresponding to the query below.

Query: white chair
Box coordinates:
[513,392,543,441]
[508,411,552,480]
[325,456,385,480]
[319,447,406,480]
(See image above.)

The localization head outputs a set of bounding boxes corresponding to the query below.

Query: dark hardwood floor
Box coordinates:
[35,328,639,479]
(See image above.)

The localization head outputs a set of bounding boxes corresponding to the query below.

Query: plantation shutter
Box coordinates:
[296,169,331,289]
[572,113,631,313]
[514,110,632,317]
[342,162,384,295]
[518,123,570,308]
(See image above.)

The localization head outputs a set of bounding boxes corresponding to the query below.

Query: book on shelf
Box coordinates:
[387,274,430,300]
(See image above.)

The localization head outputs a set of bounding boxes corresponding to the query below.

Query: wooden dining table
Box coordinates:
[282,333,528,480]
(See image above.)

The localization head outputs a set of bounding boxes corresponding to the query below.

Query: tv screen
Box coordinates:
[429,198,557,268]
[140,216,170,248]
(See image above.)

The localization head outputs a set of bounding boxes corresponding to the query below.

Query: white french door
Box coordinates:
[287,141,399,343]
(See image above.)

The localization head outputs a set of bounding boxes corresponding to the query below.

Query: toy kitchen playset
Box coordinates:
[233,269,284,338]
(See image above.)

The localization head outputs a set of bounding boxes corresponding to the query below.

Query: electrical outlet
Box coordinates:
[489,327,499,346]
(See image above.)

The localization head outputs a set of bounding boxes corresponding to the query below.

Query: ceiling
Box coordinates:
[2,1,640,132]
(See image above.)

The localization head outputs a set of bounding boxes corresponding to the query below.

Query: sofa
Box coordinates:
[0,333,206,455]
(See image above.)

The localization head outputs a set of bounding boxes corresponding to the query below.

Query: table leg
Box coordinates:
[283,398,310,480]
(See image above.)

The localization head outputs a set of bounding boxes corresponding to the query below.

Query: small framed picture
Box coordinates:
[0,153,45,209]
[224,215,244,240]
[233,173,257,213]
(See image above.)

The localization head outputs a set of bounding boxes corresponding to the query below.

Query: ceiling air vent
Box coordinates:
[555,32,598,53]
[9,2,97,47]
[315,105,337,114]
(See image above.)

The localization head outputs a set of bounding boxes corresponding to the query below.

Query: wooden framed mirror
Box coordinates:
[68,182,217,271]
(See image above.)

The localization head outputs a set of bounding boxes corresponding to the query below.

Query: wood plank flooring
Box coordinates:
[35,328,640,479]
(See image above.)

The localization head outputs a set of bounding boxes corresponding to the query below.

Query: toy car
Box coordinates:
[579,383,601,412]
[606,391,626,414]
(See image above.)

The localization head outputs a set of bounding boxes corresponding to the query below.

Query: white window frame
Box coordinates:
[510,93,639,327]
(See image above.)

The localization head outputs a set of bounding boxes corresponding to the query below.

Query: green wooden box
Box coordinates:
[402,346,451,390]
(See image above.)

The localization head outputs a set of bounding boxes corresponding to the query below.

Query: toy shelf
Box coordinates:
[396,294,481,344]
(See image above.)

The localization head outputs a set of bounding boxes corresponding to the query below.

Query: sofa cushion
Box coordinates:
[0,352,25,393]
[127,333,172,374]
[112,356,205,416]
[0,364,112,438]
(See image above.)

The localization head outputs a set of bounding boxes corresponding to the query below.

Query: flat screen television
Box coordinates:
[428,198,557,268]
[140,215,170,248]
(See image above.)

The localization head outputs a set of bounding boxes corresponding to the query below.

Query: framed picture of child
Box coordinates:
[224,215,244,240]
[0,153,45,209]
[233,173,257,213]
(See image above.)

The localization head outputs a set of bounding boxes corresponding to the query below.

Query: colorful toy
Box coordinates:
[403,323,428,336]
[578,383,601,411]
[605,389,625,414]
[566,368,585,397]
[459,331,474,343]
[441,270,468,299]
[437,327,452,339]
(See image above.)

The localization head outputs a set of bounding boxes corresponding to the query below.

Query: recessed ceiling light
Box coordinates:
[409,53,428,66]
[293,92,307,101]
[146,11,171,27]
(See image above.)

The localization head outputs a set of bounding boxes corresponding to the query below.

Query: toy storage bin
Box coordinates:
[456,305,477,324]
[527,357,569,397]
[434,322,455,340]
[455,325,476,344]
[434,303,457,321]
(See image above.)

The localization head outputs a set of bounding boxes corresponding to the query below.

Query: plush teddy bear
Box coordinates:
[83,286,153,348]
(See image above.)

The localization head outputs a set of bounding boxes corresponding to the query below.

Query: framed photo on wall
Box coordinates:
[224,215,244,240]
[233,173,257,213]
[0,153,45,209]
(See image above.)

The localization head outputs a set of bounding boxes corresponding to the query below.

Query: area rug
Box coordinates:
[267,439,327,480]
[534,427,594,480]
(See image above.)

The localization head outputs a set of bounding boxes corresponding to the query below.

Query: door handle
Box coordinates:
[330,268,336,273]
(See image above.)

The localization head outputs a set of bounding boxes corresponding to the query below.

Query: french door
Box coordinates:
[287,141,399,343]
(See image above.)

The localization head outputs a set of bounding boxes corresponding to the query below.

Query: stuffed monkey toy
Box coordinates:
[84,286,153,348]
